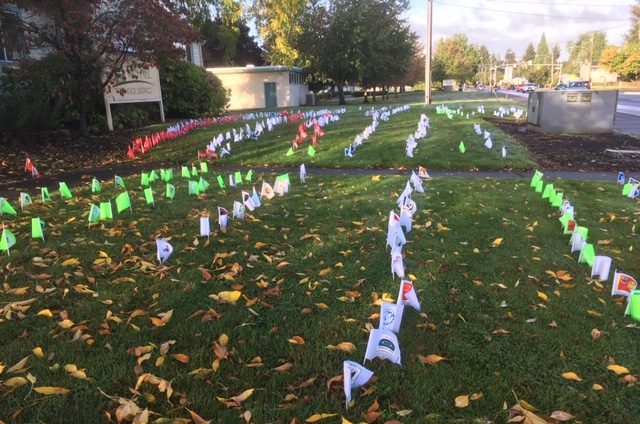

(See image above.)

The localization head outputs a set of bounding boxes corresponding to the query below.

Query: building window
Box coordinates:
[1,10,22,62]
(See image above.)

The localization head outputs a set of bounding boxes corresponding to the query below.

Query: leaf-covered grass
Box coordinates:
[0,170,638,423]
[145,92,537,171]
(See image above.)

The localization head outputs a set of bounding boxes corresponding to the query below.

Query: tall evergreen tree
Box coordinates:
[522,43,536,62]
[534,33,550,64]
[504,49,516,64]
[626,0,640,43]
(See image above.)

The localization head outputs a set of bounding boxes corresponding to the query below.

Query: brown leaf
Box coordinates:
[454,394,469,408]
[172,353,190,364]
[288,336,305,345]
[550,410,575,421]
[273,363,293,372]
[418,354,446,365]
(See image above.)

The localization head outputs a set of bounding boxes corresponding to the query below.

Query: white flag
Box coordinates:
[229,174,236,187]
[570,233,585,253]
[364,328,401,365]
[401,197,417,216]
[200,215,210,238]
[591,255,612,282]
[251,187,261,208]
[343,360,374,408]
[397,279,421,311]
[156,239,173,264]
[260,181,275,200]
[380,301,404,333]
[388,211,400,229]
[612,271,637,297]
[242,191,256,212]
[483,130,490,139]
[501,146,507,158]
[474,123,481,135]
[484,137,493,149]
[274,180,289,196]
[386,224,406,250]
[218,207,228,232]
[399,208,412,233]
[233,201,245,220]
[391,250,405,279]
[300,164,306,184]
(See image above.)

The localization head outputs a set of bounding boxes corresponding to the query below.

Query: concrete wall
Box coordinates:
[207,67,308,110]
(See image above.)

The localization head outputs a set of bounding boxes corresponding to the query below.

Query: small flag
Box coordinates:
[161,169,172,183]
[217,175,226,189]
[200,162,208,174]
[20,192,32,211]
[501,146,507,158]
[261,182,275,200]
[541,183,554,199]
[200,215,210,238]
[570,233,585,253]
[31,217,44,240]
[234,171,243,185]
[622,183,633,197]
[612,272,637,297]
[578,243,595,267]
[245,169,253,182]
[0,225,17,254]
[218,206,229,232]
[229,174,236,187]
[100,202,113,220]
[251,187,261,208]
[591,256,612,282]
[144,187,154,206]
[198,177,210,192]
[59,182,73,199]
[92,178,101,193]
[233,201,245,220]
[181,166,190,178]
[286,147,294,157]
[41,187,51,203]
[391,250,405,279]
[458,141,466,154]
[156,238,173,264]
[191,165,198,177]
[397,280,421,311]
[617,172,625,185]
[116,191,132,213]
[114,175,126,190]
[0,198,17,216]
[343,360,374,408]
[149,170,159,182]
[551,191,563,208]
[242,191,256,211]
[188,180,200,196]
[88,204,101,224]
[307,145,316,157]
[141,172,150,187]
[364,328,401,365]
[166,183,176,200]
[379,301,404,333]
[300,164,306,183]
[530,170,543,188]
[625,290,640,320]
[535,179,543,193]
[418,166,430,179]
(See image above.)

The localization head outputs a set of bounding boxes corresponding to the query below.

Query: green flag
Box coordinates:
[91,178,101,193]
[166,183,176,200]
[144,187,154,206]
[551,192,563,208]
[286,147,294,157]
[41,187,51,203]
[275,173,291,188]
[234,171,243,185]
[200,162,208,174]
[458,141,466,154]
[149,170,159,182]
[181,166,190,178]
[114,175,126,190]
[100,201,113,220]
[307,145,316,157]
[559,212,571,230]
[535,179,543,193]
[1,198,17,216]
[245,169,253,182]
[216,175,226,189]
[541,183,554,199]
[116,191,132,213]
[59,182,73,199]
[622,183,633,197]
[188,180,200,196]
[20,192,32,211]
[191,166,198,177]
[198,177,210,192]
[161,169,172,183]
[578,243,595,267]
[530,170,543,188]
[0,227,16,253]
[627,290,640,321]
[141,172,150,187]
[31,217,44,240]
[88,204,101,224]
[575,226,589,240]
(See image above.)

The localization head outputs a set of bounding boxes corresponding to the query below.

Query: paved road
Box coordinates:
[496,90,640,135]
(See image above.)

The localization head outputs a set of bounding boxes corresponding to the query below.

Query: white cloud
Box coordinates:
[406,0,631,61]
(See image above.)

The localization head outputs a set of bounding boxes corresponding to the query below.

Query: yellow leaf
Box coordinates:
[326,342,356,353]
[233,388,255,403]
[537,291,549,302]
[7,356,29,373]
[341,417,353,424]
[470,392,483,401]
[491,238,504,247]
[216,291,242,304]
[3,376,28,386]
[254,242,267,249]
[34,386,70,395]
[455,394,469,408]
[592,383,604,391]
[418,354,446,365]
[61,257,81,267]
[587,309,603,317]
[562,372,583,382]
[172,354,190,364]
[58,319,75,329]
[371,175,381,182]
[607,364,630,375]
[37,309,53,318]
[219,334,229,346]
[33,347,44,358]
[408,273,417,281]
[318,267,332,276]
[306,413,337,422]
[288,336,305,345]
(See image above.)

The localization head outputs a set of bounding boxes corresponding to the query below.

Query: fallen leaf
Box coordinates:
[591,328,602,340]
[215,291,242,304]
[607,364,630,375]
[592,383,604,391]
[562,372,583,382]
[273,363,293,372]
[172,354,190,364]
[537,291,548,302]
[58,319,75,329]
[288,336,305,345]
[37,309,53,318]
[418,354,446,365]
[3,376,28,386]
[492,238,504,247]
[305,413,337,422]
[32,347,44,358]
[455,395,469,408]
[34,386,70,395]
[61,258,81,267]
[550,411,575,421]
[7,356,29,373]
[326,342,356,353]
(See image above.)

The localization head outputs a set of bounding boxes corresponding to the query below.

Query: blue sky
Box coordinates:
[406,0,633,60]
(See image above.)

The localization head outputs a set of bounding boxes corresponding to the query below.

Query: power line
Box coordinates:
[433,0,630,21]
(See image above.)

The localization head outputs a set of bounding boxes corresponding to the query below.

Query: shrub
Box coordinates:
[160,61,229,118]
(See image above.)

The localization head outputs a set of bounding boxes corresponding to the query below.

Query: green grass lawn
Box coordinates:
[145,92,537,171]
[1,169,638,423]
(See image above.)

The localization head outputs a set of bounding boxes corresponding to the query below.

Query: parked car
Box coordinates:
[523,83,537,92]
[554,83,567,90]
[515,84,524,92]
[556,81,589,91]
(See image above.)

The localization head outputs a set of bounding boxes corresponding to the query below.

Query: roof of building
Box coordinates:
[206,65,304,74]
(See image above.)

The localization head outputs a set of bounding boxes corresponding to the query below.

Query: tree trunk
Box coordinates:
[371,88,376,102]
[338,83,346,105]
[394,86,399,98]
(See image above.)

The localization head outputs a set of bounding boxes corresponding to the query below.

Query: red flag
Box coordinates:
[143,137,151,152]
[25,157,33,172]
[127,145,136,159]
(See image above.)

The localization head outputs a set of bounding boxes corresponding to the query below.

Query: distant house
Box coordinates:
[207,65,310,110]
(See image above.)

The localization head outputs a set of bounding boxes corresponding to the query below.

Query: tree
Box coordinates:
[252,0,308,66]
[433,33,481,83]
[626,0,640,43]
[552,44,561,62]
[566,31,607,71]
[201,18,264,66]
[599,43,640,81]
[534,33,550,64]
[5,0,197,136]
[522,43,535,63]
[504,49,516,65]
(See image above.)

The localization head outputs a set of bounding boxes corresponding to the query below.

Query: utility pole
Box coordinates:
[424,0,433,104]
[588,32,594,82]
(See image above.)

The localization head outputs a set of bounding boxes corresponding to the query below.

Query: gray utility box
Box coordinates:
[527,90,618,133]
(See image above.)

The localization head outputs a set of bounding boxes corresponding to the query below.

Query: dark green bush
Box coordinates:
[159,61,229,118]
